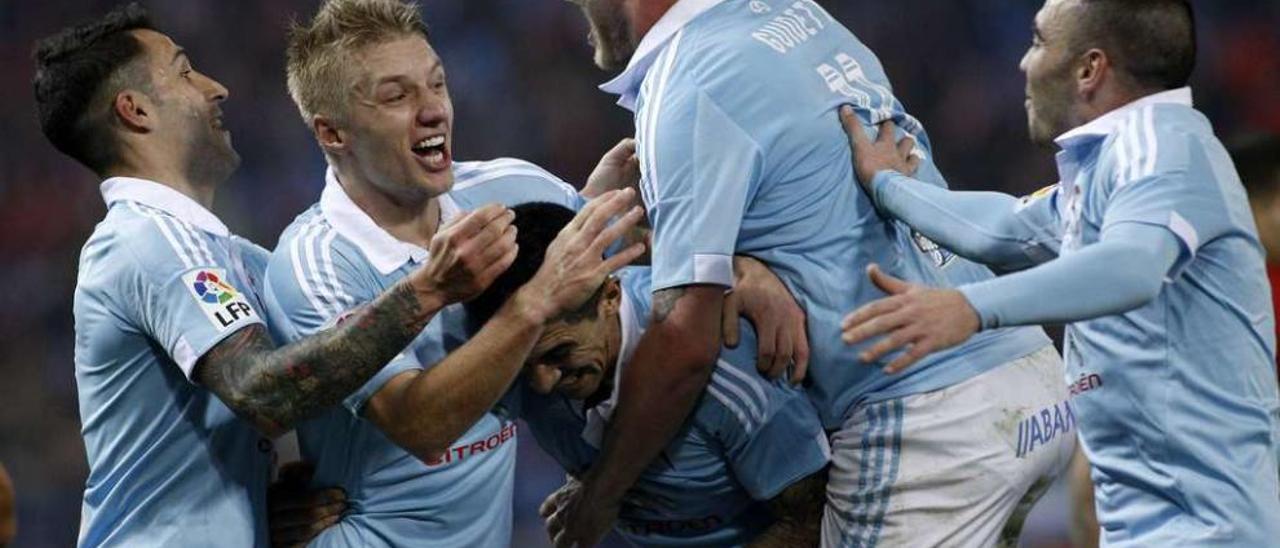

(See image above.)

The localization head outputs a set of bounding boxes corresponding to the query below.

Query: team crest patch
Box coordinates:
[911,230,955,268]
[183,268,256,331]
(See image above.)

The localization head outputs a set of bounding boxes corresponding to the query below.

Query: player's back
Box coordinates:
[1061,101,1280,546]
[631,0,1049,426]
[74,201,270,547]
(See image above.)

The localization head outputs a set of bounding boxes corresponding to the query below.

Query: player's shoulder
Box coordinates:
[1103,103,1210,186]
[90,201,217,283]
[266,204,370,299]
[449,157,579,210]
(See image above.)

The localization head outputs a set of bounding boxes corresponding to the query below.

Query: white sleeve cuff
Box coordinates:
[693,253,734,288]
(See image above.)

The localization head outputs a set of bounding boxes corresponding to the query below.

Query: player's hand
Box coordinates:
[410,204,518,307]
[726,255,810,384]
[540,477,618,548]
[582,138,642,205]
[517,189,647,323]
[839,106,921,196]
[840,264,980,373]
[267,461,346,548]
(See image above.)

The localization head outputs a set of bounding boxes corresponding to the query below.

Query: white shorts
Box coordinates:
[821,346,1075,547]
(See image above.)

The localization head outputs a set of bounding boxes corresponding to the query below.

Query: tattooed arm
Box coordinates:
[544,284,725,547]
[749,469,828,548]
[195,205,518,438]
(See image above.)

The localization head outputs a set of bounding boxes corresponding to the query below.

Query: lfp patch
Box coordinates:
[183,268,256,331]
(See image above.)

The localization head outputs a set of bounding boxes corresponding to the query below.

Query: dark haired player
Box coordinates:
[34,4,521,545]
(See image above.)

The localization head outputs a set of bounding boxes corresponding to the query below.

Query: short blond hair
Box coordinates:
[285,0,427,122]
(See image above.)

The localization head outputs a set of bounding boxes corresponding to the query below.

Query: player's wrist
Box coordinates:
[508,286,555,327]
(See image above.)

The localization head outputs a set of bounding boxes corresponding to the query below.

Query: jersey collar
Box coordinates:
[100,176,229,237]
[319,166,462,275]
[598,0,726,111]
[1054,87,1194,149]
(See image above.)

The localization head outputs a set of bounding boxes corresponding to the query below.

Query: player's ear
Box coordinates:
[599,277,622,317]
[1076,48,1107,99]
[313,115,346,155]
[113,89,154,132]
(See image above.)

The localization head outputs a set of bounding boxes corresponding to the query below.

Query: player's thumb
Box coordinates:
[867,264,909,295]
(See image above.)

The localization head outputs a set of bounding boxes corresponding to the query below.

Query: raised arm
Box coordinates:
[840,107,1061,270]
[363,191,647,463]
[195,205,517,438]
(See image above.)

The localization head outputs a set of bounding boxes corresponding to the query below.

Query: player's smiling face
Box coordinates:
[1020,0,1079,145]
[343,35,454,200]
[525,279,623,400]
[566,0,635,71]
[133,29,240,183]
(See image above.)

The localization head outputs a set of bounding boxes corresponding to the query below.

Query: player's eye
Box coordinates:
[545,343,572,362]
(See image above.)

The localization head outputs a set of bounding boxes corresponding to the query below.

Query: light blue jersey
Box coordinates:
[1045,89,1280,546]
[74,178,272,547]
[261,160,583,547]
[514,267,830,547]
[599,0,1049,427]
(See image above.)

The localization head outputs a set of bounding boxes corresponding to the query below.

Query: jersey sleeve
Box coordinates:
[700,345,831,500]
[641,77,763,291]
[263,227,422,415]
[1101,133,1231,279]
[871,172,1063,269]
[127,215,265,382]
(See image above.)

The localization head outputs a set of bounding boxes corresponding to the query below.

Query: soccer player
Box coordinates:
[34,4,516,546]
[466,203,828,547]
[840,1,1280,545]
[547,0,1072,546]
[263,1,647,545]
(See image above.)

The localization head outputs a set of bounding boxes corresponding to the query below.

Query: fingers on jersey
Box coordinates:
[842,265,979,374]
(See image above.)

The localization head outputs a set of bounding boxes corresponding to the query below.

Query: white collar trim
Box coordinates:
[318,167,461,275]
[1055,87,1193,147]
[598,0,726,110]
[100,177,228,236]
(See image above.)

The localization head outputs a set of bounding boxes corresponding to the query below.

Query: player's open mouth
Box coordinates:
[411,134,449,171]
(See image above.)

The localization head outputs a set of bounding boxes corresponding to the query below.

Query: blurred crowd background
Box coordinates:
[0,0,1276,546]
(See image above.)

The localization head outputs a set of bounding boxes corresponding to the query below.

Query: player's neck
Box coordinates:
[1073,82,1164,129]
[103,161,217,210]
[335,167,442,249]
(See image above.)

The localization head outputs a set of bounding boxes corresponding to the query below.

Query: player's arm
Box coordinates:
[194,205,517,438]
[843,222,1179,372]
[362,191,646,463]
[545,82,765,547]
[750,469,827,548]
[840,108,1061,270]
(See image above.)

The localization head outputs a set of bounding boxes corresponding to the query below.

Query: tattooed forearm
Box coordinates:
[651,287,688,323]
[196,280,438,436]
